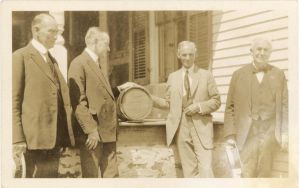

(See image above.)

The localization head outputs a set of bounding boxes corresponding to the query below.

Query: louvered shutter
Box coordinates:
[188,12,212,70]
[132,12,150,85]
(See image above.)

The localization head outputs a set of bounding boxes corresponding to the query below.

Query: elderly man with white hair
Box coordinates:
[224,37,288,177]
[152,41,221,177]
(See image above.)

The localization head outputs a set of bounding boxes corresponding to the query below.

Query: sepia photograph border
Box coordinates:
[1,0,298,188]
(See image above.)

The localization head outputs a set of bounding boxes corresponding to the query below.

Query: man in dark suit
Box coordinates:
[12,13,75,178]
[68,27,134,178]
[224,37,288,177]
[152,41,221,177]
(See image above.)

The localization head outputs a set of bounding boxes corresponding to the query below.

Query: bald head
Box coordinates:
[31,13,58,49]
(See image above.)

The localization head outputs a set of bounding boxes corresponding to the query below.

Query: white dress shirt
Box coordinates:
[85,48,99,65]
[253,62,264,83]
[31,39,48,62]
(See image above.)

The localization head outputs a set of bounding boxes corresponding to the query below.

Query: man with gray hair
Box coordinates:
[152,41,221,177]
[68,27,134,178]
[12,13,75,177]
[224,37,288,177]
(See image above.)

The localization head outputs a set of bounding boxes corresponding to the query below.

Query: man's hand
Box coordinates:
[86,131,100,150]
[12,142,27,177]
[280,133,288,152]
[118,82,140,91]
[225,135,236,146]
[183,103,200,116]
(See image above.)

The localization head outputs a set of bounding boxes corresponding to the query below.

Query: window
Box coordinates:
[188,11,212,70]
[132,12,150,85]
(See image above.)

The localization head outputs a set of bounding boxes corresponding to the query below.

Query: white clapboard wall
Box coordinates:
[211,10,289,121]
[211,10,289,178]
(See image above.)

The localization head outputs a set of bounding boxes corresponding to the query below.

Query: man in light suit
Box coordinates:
[68,27,133,178]
[224,38,288,177]
[152,41,221,177]
[12,13,75,178]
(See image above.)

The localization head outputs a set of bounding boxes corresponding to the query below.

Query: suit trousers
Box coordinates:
[24,148,60,178]
[240,118,278,177]
[79,141,119,178]
[175,114,214,178]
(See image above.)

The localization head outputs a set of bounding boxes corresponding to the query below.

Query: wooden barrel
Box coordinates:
[117,86,153,121]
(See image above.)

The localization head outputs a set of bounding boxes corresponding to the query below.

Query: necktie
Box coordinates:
[45,52,66,147]
[182,70,192,109]
[97,58,111,88]
[45,52,60,89]
[97,58,102,69]
[253,63,269,73]
[184,69,191,99]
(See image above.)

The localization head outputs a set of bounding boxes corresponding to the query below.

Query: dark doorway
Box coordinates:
[64,11,99,67]
[12,11,47,52]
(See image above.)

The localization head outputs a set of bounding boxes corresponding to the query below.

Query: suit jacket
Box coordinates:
[12,43,75,150]
[152,66,221,148]
[224,64,288,150]
[68,51,118,144]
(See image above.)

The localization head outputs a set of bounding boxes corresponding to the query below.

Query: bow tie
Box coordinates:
[253,65,269,73]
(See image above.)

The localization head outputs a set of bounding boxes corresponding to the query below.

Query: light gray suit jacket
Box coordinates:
[152,66,221,148]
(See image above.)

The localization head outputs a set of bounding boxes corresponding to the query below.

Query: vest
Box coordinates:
[251,73,276,121]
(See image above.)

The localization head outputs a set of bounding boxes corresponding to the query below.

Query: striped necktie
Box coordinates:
[184,69,191,99]
[45,52,60,89]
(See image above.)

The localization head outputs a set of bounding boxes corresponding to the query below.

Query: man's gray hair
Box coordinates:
[85,27,109,46]
[177,41,197,54]
[31,13,55,30]
[251,37,272,50]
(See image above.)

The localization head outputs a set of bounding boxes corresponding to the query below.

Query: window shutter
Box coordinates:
[132,12,150,85]
[188,12,212,70]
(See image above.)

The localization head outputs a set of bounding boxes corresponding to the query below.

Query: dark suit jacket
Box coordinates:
[224,64,288,150]
[12,43,75,150]
[152,66,221,148]
[68,51,118,144]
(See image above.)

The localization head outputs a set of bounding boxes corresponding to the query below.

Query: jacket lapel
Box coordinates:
[27,44,57,87]
[246,64,254,110]
[84,52,114,99]
[174,70,183,96]
[190,66,199,97]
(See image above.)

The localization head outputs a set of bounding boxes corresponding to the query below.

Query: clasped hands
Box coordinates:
[183,103,201,116]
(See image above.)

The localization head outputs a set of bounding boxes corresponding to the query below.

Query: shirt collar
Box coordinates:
[182,64,194,74]
[252,62,271,73]
[85,48,99,63]
[31,38,48,55]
